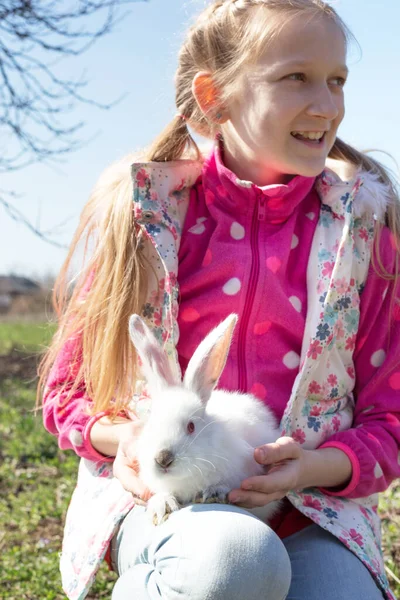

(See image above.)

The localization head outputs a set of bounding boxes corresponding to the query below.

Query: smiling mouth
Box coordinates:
[291,131,327,145]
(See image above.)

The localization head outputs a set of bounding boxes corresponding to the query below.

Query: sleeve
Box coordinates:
[319,226,400,498]
[42,331,115,462]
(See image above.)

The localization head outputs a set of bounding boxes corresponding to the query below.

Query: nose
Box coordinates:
[306,84,341,121]
[155,449,175,469]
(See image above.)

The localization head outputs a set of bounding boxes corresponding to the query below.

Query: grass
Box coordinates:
[0,321,399,599]
[0,321,56,355]
[0,322,117,599]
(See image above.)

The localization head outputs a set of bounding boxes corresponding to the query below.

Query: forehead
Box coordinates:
[256,12,347,72]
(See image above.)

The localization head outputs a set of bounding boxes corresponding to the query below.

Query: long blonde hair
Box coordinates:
[38,0,400,418]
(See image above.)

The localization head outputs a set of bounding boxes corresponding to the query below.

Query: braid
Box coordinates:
[210,0,253,15]
[210,0,339,17]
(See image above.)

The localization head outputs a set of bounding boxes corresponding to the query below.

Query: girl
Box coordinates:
[39,1,400,599]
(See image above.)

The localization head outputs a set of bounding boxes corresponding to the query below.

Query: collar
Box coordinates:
[201,139,316,224]
[130,146,390,229]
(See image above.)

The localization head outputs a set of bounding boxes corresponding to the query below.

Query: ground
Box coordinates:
[0,322,399,599]
[0,323,117,599]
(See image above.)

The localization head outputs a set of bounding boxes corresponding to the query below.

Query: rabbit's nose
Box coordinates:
[155,450,175,469]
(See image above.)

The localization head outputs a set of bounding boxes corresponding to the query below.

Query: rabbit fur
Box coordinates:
[128,313,282,526]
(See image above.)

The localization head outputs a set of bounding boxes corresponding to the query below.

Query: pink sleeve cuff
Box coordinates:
[82,411,118,463]
[317,441,361,497]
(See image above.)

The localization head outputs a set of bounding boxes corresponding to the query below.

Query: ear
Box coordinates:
[183,314,238,404]
[192,72,229,124]
[129,314,177,393]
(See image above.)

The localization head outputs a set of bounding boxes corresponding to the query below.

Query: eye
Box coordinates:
[330,77,347,87]
[187,421,195,434]
[287,73,306,82]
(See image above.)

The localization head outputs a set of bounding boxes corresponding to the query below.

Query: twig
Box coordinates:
[0,195,69,249]
[385,565,400,586]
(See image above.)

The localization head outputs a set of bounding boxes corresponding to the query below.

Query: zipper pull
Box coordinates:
[258,193,266,221]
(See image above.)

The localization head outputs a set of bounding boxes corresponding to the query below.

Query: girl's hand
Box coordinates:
[228,436,352,508]
[113,420,152,505]
[228,437,306,508]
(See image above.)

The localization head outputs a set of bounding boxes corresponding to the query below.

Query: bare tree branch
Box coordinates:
[0,0,146,247]
[0,0,146,173]
[0,189,70,248]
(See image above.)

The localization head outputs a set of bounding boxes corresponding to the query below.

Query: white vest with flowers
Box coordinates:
[60,157,395,600]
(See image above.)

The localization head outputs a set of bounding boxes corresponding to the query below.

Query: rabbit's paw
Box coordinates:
[147,493,181,526]
[195,485,230,504]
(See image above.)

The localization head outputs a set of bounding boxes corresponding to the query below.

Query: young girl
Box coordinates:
[39,1,400,599]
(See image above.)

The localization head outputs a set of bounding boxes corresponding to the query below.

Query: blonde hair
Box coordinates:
[38,0,400,417]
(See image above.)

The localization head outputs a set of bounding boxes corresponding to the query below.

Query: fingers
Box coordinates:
[255,436,301,465]
[130,495,147,507]
[243,465,298,494]
[228,489,285,508]
[113,438,152,502]
[113,459,152,500]
[228,442,304,508]
[117,459,148,496]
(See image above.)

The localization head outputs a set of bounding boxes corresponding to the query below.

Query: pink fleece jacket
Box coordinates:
[177,145,400,501]
[43,145,400,504]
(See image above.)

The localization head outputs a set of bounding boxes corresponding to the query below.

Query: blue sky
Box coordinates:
[1,0,399,277]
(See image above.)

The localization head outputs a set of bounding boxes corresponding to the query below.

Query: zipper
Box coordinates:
[258,194,266,221]
[237,188,264,392]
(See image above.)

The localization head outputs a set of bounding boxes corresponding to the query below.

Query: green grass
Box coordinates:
[0,321,56,355]
[0,322,399,599]
[0,322,117,599]
[0,379,115,600]
[0,375,117,599]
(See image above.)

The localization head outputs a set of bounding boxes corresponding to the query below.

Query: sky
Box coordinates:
[1,0,399,278]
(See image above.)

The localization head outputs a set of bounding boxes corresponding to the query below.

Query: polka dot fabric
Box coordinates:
[178,149,400,504]
[177,148,400,598]
[177,144,318,424]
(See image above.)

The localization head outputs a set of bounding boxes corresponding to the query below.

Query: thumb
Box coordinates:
[255,437,301,465]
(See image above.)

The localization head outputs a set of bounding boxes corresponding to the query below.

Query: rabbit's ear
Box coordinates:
[183,314,238,404]
[129,314,177,392]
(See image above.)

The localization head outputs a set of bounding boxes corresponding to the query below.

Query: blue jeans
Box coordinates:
[110,504,384,600]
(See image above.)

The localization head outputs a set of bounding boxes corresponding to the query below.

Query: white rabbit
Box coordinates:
[128,313,282,526]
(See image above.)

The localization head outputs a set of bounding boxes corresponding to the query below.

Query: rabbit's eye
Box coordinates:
[187,421,195,434]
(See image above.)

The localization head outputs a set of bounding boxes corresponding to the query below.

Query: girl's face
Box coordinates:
[221,14,348,185]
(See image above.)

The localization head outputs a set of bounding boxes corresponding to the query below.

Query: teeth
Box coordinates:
[292,131,325,140]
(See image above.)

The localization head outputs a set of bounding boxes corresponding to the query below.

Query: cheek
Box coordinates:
[136,434,148,465]
[137,427,157,459]
[238,86,279,126]
[245,100,275,131]
[335,95,345,125]
[249,108,291,146]
[257,93,293,121]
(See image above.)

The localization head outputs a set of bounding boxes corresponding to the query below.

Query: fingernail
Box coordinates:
[242,484,252,490]
[230,494,242,503]
[256,448,266,460]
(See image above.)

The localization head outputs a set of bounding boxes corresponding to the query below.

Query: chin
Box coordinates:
[294,159,327,178]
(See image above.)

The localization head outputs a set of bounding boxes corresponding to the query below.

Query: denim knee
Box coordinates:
[186,504,291,600]
[113,503,291,600]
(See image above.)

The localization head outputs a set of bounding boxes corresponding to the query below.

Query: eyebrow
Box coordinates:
[277,60,349,75]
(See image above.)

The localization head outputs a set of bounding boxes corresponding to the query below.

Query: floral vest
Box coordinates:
[60,157,395,600]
